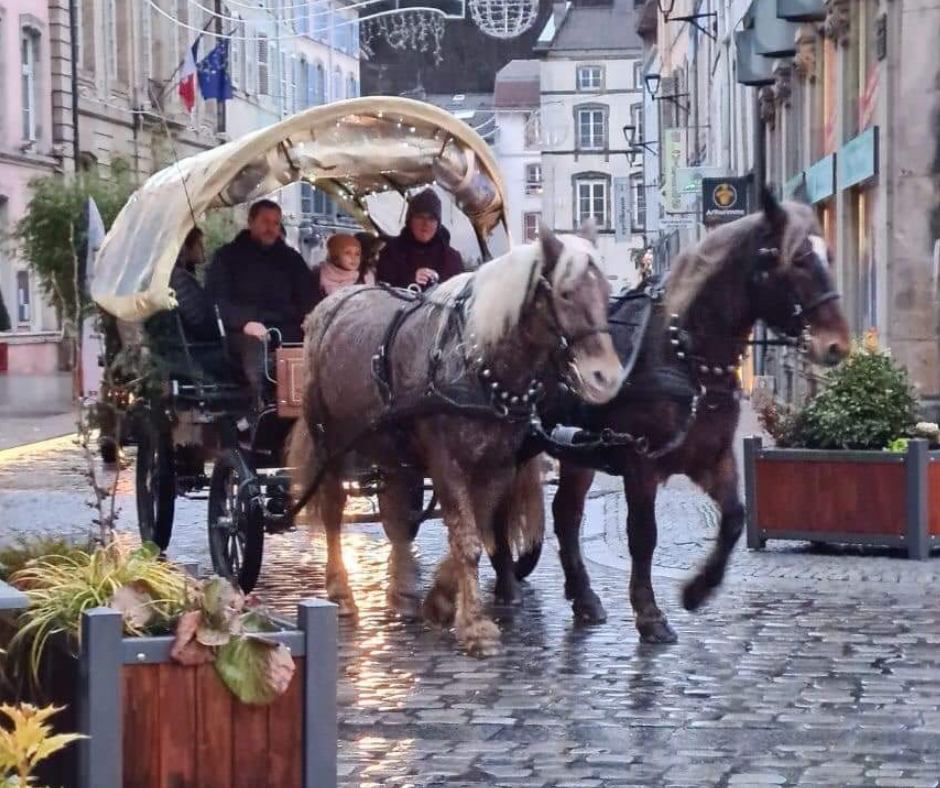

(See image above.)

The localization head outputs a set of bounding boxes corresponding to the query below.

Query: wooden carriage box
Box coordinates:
[744,437,940,558]
[0,586,337,788]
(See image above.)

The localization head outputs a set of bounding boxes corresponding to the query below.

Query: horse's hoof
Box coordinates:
[494,579,524,607]
[331,594,359,620]
[423,586,456,627]
[388,589,423,622]
[681,577,711,611]
[572,592,607,624]
[459,618,501,659]
[638,619,678,644]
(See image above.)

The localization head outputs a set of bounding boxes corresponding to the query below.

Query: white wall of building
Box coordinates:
[540,57,643,290]
[494,109,542,247]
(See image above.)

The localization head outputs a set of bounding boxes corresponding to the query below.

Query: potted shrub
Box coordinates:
[745,344,940,558]
[0,541,337,788]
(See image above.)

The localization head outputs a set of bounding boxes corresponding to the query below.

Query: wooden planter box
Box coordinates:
[744,436,940,558]
[0,583,337,788]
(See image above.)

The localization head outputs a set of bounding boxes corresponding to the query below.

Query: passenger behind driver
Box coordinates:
[169,227,216,341]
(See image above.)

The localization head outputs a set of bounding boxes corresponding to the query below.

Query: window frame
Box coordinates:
[573,174,610,230]
[523,212,541,242]
[525,163,542,195]
[16,269,31,326]
[575,105,607,151]
[577,65,603,92]
[20,26,40,142]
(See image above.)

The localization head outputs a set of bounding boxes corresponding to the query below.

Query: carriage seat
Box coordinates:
[143,310,250,408]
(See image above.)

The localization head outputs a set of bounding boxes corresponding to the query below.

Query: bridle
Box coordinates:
[534,261,612,368]
[750,243,841,339]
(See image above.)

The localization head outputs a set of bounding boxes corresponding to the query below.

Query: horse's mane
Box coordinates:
[430,235,596,349]
[664,201,821,316]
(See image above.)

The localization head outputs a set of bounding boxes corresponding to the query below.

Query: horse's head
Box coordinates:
[538,226,623,404]
[750,188,850,366]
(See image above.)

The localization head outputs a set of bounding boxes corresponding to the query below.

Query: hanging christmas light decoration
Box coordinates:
[360,11,446,65]
[469,0,539,39]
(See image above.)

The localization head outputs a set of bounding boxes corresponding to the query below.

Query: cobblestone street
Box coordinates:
[2,435,940,786]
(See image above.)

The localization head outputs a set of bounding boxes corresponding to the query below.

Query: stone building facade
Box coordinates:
[635,0,940,414]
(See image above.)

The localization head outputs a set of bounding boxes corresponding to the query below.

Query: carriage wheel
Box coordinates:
[208,449,264,593]
[136,417,176,551]
[513,539,543,581]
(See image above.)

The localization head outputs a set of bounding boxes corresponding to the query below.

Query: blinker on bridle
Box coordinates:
[755,245,840,319]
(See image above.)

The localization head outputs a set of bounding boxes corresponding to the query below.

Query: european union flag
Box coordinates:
[196,40,233,102]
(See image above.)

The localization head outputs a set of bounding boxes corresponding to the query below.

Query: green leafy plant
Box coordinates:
[9,165,135,329]
[771,346,918,450]
[7,541,190,682]
[170,578,295,706]
[0,702,84,787]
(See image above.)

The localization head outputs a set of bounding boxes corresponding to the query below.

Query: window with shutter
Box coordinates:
[306,62,316,106]
[316,63,326,104]
[79,0,96,72]
[301,183,314,214]
[293,57,303,112]
[281,50,290,114]
[21,29,39,141]
[105,0,117,84]
[176,0,188,75]
[257,34,269,95]
[141,5,154,82]
[332,67,342,103]
[116,0,130,84]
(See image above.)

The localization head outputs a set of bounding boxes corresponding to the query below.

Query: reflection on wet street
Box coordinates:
[3,437,940,786]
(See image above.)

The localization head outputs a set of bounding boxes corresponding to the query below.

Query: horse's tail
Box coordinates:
[505,457,546,556]
[286,415,321,525]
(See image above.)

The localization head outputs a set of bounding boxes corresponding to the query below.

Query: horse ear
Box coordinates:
[578,217,599,246]
[539,224,564,276]
[761,184,787,234]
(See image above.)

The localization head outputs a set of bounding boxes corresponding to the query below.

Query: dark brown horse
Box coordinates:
[288,229,623,656]
[500,190,851,642]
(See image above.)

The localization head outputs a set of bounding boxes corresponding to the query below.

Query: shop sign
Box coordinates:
[614,177,631,243]
[662,128,688,216]
[806,154,836,203]
[838,127,879,190]
[701,177,750,225]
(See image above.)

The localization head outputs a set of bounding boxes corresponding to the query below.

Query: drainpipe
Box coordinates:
[68,0,80,168]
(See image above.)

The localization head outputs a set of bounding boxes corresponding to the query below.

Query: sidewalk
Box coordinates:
[0,373,76,450]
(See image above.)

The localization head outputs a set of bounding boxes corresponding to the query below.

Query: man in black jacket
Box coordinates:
[206,200,316,400]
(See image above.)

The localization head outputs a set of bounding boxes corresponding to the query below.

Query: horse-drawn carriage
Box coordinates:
[92,97,511,593]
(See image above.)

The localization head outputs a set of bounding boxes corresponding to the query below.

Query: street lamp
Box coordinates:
[644,73,661,99]
[623,124,658,166]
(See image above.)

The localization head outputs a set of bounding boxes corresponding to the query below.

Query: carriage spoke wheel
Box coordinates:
[136,415,175,551]
[208,449,264,593]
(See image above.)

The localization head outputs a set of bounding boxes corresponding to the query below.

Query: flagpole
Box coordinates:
[154,17,217,108]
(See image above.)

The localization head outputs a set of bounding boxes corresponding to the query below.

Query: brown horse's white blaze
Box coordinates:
[290,227,620,657]
[801,234,850,366]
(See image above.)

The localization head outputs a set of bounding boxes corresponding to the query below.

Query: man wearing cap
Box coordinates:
[376,188,464,290]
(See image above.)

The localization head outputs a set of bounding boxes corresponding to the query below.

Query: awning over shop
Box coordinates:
[752,0,798,57]
[735,29,774,87]
[776,0,826,23]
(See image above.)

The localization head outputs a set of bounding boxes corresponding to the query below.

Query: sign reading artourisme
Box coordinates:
[701,177,750,225]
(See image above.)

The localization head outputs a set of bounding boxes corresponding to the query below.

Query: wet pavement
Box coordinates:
[2,435,940,786]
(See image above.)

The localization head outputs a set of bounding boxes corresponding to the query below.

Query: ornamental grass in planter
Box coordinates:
[0,539,336,788]
[747,344,940,558]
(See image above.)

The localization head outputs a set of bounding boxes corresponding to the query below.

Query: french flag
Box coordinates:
[178,39,200,112]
